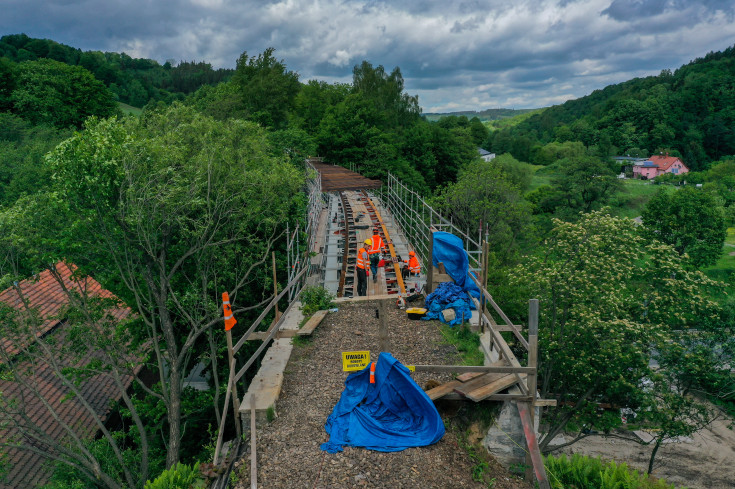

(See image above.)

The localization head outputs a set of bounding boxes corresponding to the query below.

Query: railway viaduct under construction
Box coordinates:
[211,159,555,489]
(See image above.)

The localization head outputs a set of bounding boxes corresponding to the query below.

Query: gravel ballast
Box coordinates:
[233,299,531,489]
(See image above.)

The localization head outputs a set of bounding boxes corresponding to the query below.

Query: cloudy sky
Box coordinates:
[3,0,735,112]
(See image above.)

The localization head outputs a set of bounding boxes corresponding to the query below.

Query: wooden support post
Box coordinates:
[378,300,389,354]
[250,393,257,489]
[480,241,488,334]
[272,252,280,322]
[527,299,539,401]
[525,299,540,485]
[213,356,235,465]
[226,330,241,438]
[426,232,434,294]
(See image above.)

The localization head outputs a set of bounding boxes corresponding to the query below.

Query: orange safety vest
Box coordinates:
[356,247,368,269]
[368,234,383,254]
[407,256,420,274]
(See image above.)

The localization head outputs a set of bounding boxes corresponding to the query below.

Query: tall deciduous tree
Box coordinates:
[511,210,723,452]
[641,187,727,268]
[436,154,532,268]
[16,103,304,469]
[10,58,118,128]
[232,47,300,128]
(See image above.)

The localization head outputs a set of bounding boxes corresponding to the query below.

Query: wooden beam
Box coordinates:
[250,393,257,489]
[411,365,535,374]
[245,330,300,341]
[232,267,307,354]
[469,273,529,350]
[516,396,551,489]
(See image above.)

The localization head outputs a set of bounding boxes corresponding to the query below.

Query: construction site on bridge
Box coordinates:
[211,159,556,489]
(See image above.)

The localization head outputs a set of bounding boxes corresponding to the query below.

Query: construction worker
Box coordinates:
[356,239,370,296]
[368,227,384,283]
[401,250,421,280]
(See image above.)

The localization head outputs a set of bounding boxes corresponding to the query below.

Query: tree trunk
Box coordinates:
[166,364,182,468]
[647,436,663,475]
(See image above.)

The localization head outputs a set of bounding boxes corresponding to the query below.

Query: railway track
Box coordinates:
[336,191,406,298]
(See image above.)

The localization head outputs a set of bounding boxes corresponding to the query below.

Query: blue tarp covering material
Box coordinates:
[320,353,445,453]
[432,232,480,297]
[423,281,476,326]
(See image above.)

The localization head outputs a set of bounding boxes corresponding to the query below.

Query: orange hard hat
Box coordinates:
[409,251,415,256]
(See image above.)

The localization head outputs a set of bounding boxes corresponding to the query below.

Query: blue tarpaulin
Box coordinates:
[423,281,475,326]
[432,232,480,297]
[320,353,445,453]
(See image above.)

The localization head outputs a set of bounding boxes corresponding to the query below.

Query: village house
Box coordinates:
[632,153,689,179]
[478,148,496,162]
[0,262,136,489]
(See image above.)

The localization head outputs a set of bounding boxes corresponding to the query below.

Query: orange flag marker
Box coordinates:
[222,292,237,331]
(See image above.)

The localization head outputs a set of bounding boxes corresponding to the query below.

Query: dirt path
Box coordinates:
[233,300,530,489]
[557,413,735,488]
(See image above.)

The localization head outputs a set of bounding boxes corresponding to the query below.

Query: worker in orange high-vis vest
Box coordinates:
[401,250,421,280]
[368,227,384,283]
[356,239,370,296]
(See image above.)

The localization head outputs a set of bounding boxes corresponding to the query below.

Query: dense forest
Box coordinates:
[487,46,735,171]
[0,33,234,107]
[0,34,733,489]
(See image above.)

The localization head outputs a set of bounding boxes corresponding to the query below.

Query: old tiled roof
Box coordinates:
[0,262,134,489]
[0,262,127,358]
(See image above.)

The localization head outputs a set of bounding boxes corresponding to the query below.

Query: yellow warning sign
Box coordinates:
[342,351,370,372]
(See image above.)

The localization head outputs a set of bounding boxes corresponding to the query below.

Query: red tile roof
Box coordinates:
[0,262,127,358]
[647,155,686,172]
[0,262,135,489]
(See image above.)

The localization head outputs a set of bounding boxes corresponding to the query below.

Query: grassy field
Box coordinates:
[118,102,143,116]
[705,227,735,283]
[609,179,668,218]
[527,168,666,218]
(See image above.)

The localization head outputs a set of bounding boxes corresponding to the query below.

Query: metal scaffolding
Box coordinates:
[376,173,485,274]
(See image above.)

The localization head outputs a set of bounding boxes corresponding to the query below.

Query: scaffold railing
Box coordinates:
[376,173,485,274]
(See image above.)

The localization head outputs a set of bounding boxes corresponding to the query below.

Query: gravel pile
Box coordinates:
[233,300,531,489]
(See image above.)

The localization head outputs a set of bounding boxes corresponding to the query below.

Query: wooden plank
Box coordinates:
[297,309,329,336]
[534,399,558,407]
[425,380,463,400]
[466,374,526,402]
[454,372,507,396]
[456,371,485,382]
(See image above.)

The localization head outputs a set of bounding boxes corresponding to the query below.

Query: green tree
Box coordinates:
[511,210,723,452]
[10,58,118,128]
[351,60,420,129]
[641,187,727,268]
[232,47,300,128]
[436,157,532,266]
[21,104,305,469]
[552,156,621,215]
[0,57,15,112]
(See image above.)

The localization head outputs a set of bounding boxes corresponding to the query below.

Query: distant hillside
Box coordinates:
[494,44,735,170]
[424,108,535,122]
[0,33,234,108]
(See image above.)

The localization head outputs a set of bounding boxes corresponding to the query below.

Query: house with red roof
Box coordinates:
[632,154,689,179]
[0,262,136,489]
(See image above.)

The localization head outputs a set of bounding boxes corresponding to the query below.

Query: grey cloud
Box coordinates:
[2,0,735,110]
